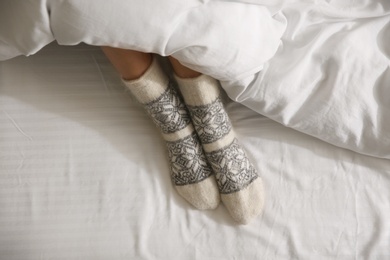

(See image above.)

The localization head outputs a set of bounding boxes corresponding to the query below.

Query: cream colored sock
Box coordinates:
[175,74,265,224]
[123,59,220,210]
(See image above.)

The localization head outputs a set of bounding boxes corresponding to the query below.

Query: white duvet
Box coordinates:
[1,0,389,158]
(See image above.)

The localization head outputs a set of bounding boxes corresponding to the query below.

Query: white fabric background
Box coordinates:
[1,1,389,256]
[1,0,389,159]
[0,43,389,260]
[222,0,390,159]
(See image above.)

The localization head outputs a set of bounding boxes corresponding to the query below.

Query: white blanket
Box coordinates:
[1,0,389,158]
[225,1,390,159]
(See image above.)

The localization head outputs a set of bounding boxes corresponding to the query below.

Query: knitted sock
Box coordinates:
[175,74,265,224]
[123,59,220,210]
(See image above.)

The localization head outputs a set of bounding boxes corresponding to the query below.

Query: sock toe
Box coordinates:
[221,178,265,225]
[176,176,220,210]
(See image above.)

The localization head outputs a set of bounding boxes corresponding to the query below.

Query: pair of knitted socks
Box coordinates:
[123,58,264,224]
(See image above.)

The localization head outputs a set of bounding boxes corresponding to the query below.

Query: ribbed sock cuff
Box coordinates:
[123,58,169,104]
[175,74,221,106]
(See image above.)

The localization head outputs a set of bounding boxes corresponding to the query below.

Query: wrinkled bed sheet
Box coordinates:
[0,0,389,158]
[0,43,389,260]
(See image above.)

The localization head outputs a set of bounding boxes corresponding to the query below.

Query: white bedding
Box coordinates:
[1,1,390,259]
[0,41,389,260]
[1,0,389,159]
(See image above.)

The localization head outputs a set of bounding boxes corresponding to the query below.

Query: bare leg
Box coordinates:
[101,47,152,80]
[168,57,201,78]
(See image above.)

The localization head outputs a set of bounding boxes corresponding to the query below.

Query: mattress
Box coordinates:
[0,43,389,259]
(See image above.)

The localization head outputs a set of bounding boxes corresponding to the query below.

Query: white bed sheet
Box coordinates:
[1,43,389,260]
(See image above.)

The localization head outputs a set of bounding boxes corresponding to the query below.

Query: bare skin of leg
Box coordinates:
[101,47,153,80]
[102,47,202,80]
[168,57,201,78]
